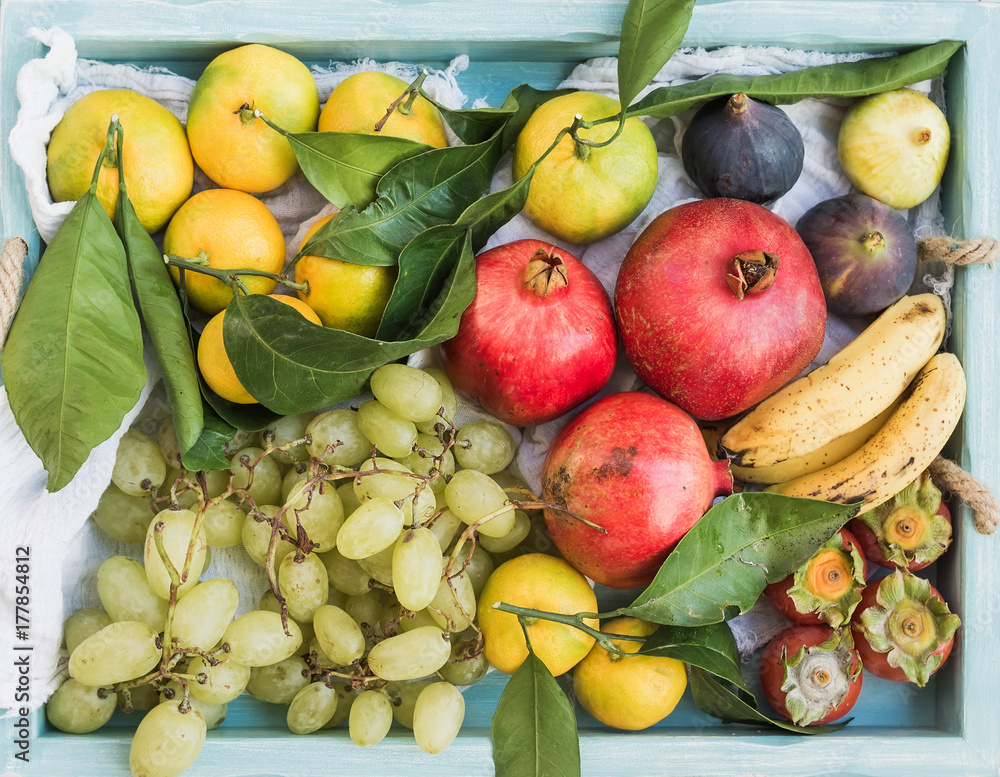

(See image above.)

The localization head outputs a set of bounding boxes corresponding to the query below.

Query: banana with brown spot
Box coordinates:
[765,352,965,514]
[719,293,946,469]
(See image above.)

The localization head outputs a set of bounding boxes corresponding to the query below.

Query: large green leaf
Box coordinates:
[114,132,204,470]
[618,0,695,109]
[226,230,475,415]
[492,651,580,777]
[628,39,963,119]
[617,493,857,626]
[283,130,431,209]
[297,131,503,268]
[689,667,850,735]
[179,406,236,472]
[2,190,145,491]
[639,621,749,692]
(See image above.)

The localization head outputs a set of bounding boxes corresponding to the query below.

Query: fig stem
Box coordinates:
[728,93,749,114]
[863,231,886,253]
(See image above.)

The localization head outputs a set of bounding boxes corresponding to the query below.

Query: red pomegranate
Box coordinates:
[614,198,826,420]
[541,392,732,589]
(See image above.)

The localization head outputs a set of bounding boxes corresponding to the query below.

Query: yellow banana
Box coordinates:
[719,293,946,468]
[730,399,899,485]
[765,352,965,514]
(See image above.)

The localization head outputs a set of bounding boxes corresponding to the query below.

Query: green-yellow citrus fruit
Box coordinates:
[187,44,320,192]
[318,71,448,148]
[46,88,193,233]
[513,91,658,244]
[198,309,256,405]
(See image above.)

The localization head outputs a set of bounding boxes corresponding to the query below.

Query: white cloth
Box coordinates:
[0,30,951,718]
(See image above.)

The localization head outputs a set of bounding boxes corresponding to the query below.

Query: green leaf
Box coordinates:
[688,667,850,735]
[2,190,145,491]
[628,40,963,119]
[639,621,749,692]
[492,651,581,777]
[176,406,235,471]
[297,131,503,268]
[284,130,432,209]
[226,230,475,415]
[620,493,857,626]
[114,135,204,470]
[197,373,280,434]
[618,0,695,109]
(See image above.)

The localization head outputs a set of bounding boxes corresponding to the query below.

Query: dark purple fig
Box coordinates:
[796,193,917,317]
[681,93,804,205]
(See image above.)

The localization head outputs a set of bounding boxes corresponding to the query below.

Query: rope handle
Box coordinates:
[918,235,999,266]
[929,456,999,536]
[1,237,28,345]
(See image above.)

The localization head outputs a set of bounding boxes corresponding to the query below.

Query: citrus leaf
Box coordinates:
[114,131,204,469]
[178,406,236,472]
[618,0,695,109]
[226,231,475,415]
[689,667,851,735]
[197,373,279,434]
[1,190,145,491]
[628,39,963,119]
[492,651,580,777]
[297,130,503,267]
[283,130,431,209]
[619,493,857,627]
[639,621,749,692]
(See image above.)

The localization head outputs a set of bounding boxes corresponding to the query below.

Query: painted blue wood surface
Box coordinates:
[1,1,998,776]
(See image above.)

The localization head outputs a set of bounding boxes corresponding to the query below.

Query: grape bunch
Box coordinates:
[48,363,557,777]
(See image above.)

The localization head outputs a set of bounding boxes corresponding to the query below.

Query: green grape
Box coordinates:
[64,608,113,655]
[112,428,167,496]
[171,578,239,650]
[228,446,282,508]
[405,486,438,527]
[306,409,371,467]
[118,682,160,712]
[96,556,168,631]
[428,571,476,632]
[392,528,443,612]
[69,621,160,686]
[456,542,495,598]
[221,610,302,667]
[201,499,244,548]
[328,587,348,610]
[246,656,310,704]
[353,458,415,503]
[349,690,392,747]
[283,479,344,553]
[478,509,532,554]
[143,508,208,600]
[281,466,308,503]
[398,608,444,634]
[454,421,516,474]
[379,600,403,636]
[91,482,155,543]
[337,497,405,560]
[357,544,394,587]
[336,480,363,514]
[427,508,463,551]
[367,626,451,681]
[198,468,232,501]
[308,636,338,670]
[386,679,432,729]
[444,469,515,538]
[287,682,338,734]
[258,590,315,646]
[344,589,383,635]
[319,547,373,597]
[187,656,251,705]
[259,412,314,466]
[241,506,296,569]
[491,470,537,503]
[370,364,444,423]
[312,604,366,666]
[278,552,329,623]
[191,698,227,731]
[46,678,117,734]
[399,434,455,494]
[129,701,206,777]
[158,416,183,469]
[438,633,489,686]
[357,400,417,459]
[414,367,458,435]
[158,468,201,511]
[413,682,465,754]
[322,683,356,729]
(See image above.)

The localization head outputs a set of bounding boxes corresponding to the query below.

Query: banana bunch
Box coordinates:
[718,294,966,514]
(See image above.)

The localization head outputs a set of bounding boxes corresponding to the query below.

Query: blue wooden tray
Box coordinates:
[1,1,998,775]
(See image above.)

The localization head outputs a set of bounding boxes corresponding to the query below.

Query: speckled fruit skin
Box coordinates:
[614,198,826,421]
[541,392,732,589]
[759,625,864,726]
[441,239,617,426]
